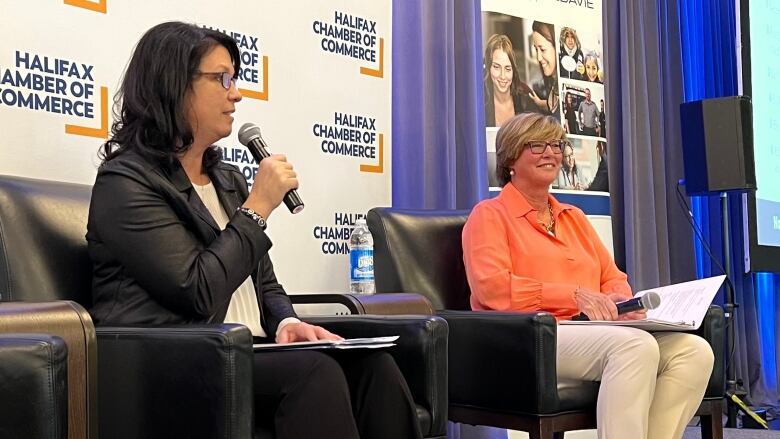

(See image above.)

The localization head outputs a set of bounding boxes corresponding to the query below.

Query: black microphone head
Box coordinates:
[640,291,661,310]
[238,123,263,146]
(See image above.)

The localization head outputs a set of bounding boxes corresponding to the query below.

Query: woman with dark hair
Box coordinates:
[555,142,585,190]
[483,34,526,126]
[463,112,713,439]
[563,92,579,135]
[588,141,609,192]
[87,21,422,439]
[529,21,560,120]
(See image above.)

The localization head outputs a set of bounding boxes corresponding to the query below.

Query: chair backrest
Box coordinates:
[367,207,471,311]
[0,175,93,306]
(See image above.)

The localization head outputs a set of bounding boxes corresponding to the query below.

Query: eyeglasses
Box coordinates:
[523,139,570,154]
[195,71,238,90]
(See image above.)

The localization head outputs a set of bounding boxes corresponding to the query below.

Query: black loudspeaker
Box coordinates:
[680,96,755,196]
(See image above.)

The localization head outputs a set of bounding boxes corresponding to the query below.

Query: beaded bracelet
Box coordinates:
[237,207,267,230]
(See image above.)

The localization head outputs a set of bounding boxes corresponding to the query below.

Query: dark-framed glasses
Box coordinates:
[195,71,237,90]
[524,139,570,154]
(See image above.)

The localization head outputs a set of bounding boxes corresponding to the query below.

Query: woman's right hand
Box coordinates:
[528,90,546,110]
[575,287,619,321]
[242,154,298,220]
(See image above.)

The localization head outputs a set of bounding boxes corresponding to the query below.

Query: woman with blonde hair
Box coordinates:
[463,112,714,439]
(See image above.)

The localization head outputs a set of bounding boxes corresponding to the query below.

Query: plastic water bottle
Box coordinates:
[349,218,375,294]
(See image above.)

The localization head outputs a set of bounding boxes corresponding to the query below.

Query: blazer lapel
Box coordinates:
[164,160,221,241]
[210,166,242,216]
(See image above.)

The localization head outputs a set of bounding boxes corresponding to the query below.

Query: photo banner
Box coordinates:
[0,0,392,293]
[481,0,607,194]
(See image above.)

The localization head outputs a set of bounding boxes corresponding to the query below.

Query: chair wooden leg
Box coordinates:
[529,418,555,439]
[700,413,723,439]
[699,405,723,439]
[528,419,556,439]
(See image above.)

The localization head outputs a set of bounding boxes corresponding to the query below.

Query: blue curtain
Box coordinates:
[391,0,487,210]
[678,0,778,409]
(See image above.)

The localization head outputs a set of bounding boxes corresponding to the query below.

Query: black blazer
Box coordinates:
[87,150,297,335]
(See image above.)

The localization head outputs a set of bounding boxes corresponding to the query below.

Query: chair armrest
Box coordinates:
[304,314,448,437]
[437,310,562,414]
[0,300,97,439]
[695,305,725,398]
[95,324,253,439]
[291,292,434,315]
[0,334,68,439]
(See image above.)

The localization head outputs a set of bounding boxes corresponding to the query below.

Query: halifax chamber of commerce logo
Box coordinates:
[314,212,367,255]
[313,10,385,78]
[0,49,109,139]
[313,111,385,174]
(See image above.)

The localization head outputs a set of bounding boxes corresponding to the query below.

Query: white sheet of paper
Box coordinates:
[561,275,726,331]
[253,335,399,351]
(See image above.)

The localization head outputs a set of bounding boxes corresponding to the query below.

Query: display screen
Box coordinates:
[743,0,780,271]
[748,1,780,248]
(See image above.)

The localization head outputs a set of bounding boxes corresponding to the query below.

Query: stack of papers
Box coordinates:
[253,335,399,351]
[561,275,726,331]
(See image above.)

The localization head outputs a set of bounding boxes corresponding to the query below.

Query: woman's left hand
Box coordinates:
[276,322,344,344]
[608,293,647,321]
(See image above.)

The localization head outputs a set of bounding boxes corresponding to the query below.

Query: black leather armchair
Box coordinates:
[0,175,448,439]
[367,207,725,439]
[0,333,69,439]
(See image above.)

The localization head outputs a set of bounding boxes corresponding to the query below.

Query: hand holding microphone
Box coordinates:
[572,290,661,321]
[238,123,304,215]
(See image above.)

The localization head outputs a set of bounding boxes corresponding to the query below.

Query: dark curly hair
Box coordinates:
[101,21,240,169]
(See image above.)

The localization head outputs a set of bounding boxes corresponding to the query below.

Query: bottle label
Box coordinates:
[350,249,374,281]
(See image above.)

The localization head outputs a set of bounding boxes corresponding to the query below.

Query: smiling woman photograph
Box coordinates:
[555,141,586,190]
[86,21,422,439]
[558,26,584,80]
[583,51,603,83]
[528,21,560,120]
[483,33,526,127]
[462,112,713,439]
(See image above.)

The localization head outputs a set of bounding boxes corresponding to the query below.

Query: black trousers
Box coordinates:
[253,349,423,439]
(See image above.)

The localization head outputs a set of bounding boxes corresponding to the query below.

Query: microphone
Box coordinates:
[572,291,661,321]
[238,123,304,214]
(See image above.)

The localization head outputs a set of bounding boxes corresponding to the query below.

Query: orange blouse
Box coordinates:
[462,183,632,320]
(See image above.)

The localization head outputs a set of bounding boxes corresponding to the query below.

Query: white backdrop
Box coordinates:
[0,0,392,293]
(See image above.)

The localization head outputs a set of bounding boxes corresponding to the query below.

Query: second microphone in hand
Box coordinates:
[572,291,661,321]
[238,123,305,214]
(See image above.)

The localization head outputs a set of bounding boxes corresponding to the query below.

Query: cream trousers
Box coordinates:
[557,325,714,439]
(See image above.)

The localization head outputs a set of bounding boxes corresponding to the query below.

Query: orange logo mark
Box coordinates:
[64,0,107,13]
[238,55,269,101]
[360,133,384,173]
[65,86,108,138]
[360,38,384,78]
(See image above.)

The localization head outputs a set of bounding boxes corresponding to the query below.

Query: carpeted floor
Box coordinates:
[682,427,780,438]
[451,423,780,438]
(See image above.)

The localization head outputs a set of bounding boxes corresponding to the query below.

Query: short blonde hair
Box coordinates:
[495,113,566,186]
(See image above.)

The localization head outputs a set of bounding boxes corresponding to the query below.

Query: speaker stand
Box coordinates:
[720,192,746,428]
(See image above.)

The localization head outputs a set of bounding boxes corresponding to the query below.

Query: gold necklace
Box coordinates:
[538,202,555,234]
